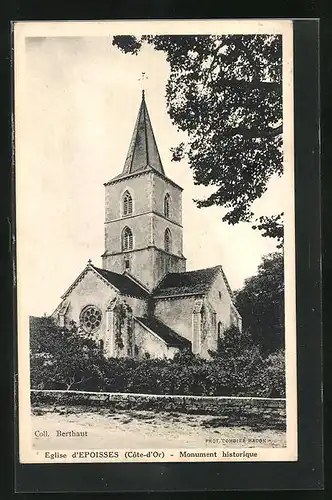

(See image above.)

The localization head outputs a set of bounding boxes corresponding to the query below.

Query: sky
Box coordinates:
[17,35,285,316]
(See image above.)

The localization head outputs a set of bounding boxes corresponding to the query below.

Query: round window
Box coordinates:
[80,305,102,334]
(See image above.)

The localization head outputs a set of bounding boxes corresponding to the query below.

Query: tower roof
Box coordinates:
[122,91,165,176]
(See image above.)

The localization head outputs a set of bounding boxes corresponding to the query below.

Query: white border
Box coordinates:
[14,19,296,464]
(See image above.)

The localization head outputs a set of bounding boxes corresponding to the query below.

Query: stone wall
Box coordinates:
[53,268,117,348]
[152,248,186,286]
[31,390,286,429]
[105,213,154,254]
[103,169,185,290]
[103,246,186,291]
[207,269,234,335]
[104,172,153,222]
[154,295,197,342]
[151,214,183,257]
[134,319,178,359]
[151,174,183,226]
[199,299,218,357]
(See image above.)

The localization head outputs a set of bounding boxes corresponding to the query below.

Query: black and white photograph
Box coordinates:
[14,20,296,463]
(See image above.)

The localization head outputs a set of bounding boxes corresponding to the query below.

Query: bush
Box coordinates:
[30,319,285,398]
[30,316,108,391]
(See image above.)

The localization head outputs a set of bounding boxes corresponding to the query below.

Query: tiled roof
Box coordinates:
[153,266,222,298]
[105,92,165,187]
[104,166,183,191]
[136,316,191,349]
[91,265,149,299]
[122,92,165,176]
[106,167,149,184]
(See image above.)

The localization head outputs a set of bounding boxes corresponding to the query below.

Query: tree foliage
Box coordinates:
[30,316,106,390]
[113,34,283,245]
[209,325,285,397]
[265,350,285,398]
[235,252,284,354]
[30,318,284,397]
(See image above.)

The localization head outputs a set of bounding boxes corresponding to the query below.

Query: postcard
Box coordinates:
[14,19,297,464]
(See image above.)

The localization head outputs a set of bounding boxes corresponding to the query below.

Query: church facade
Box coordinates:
[52,92,242,360]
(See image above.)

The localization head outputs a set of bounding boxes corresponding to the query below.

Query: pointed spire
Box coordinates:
[122,92,165,176]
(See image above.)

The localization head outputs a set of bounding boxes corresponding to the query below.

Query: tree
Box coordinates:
[113,35,283,246]
[30,316,107,390]
[209,325,285,397]
[208,325,266,396]
[265,350,285,397]
[234,252,284,354]
[29,317,284,397]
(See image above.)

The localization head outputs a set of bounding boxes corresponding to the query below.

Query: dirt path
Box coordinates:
[32,406,286,450]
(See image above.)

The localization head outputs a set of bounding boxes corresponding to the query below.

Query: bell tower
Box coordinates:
[102,91,186,291]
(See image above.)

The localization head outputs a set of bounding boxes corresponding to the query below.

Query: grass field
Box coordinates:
[32,405,286,450]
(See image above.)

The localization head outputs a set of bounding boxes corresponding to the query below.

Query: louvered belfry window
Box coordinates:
[164,228,172,253]
[164,193,170,218]
[123,191,133,216]
[122,226,133,251]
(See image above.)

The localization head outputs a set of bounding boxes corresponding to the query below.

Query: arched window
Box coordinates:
[98,339,104,352]
[218,321,223,339]
[122,226,133,251]
[122,190,133,216]
[164,193,170,218]
[164,228,172,253]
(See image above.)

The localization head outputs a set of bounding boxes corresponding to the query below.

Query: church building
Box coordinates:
[52,91,242,360]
